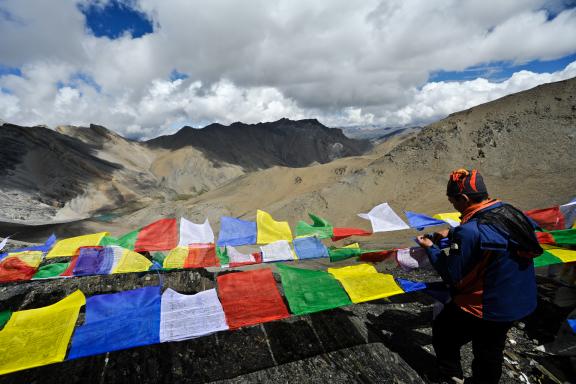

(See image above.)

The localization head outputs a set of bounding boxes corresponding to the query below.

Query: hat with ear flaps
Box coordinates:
[446,168,487,197]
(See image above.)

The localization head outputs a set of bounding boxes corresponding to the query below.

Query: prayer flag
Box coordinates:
[277,264,351,315]
[217,216,257,246]
[111,247,152,273]
[396,278,427,293]
[0,251,43,282]
[33,262,70,279]
[358,203,410,232]
[226,246,261,267]
[68,286,161,359]
[0,310,10,328]
[295,213,334,239]
[160,288,228,342]
[525,206,566,230]
[256,210,293,244]
[134,219,178,252]
[0,234,56,260]
[179,218,215,246]
[0,290,85,375]
[73,247,115,276]
[260,240,296,262]
[46,232,108,258]
[217,268,289,329]
[216,246,230,267]
[163,246,188,269]
[328,246,362,262]
[328,264,404,303]
[396,247,430,270]
[331,227,372,241]
[433,212,461,227]
[100,229,139,250]
[405,211,448,230]
[537,228,576,246]
[293,237,329,260]
[541,245,576,264]
[359,249,396,262]
[163,244,219,269]
[0,236,9,251]
[185,244,219,268]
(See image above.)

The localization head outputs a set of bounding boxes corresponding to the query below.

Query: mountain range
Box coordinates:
[0,77,575,244]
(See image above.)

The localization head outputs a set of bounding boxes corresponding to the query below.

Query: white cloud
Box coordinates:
[0,0,575,137]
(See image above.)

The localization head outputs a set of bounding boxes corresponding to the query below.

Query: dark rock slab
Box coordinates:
[213,343,425,384]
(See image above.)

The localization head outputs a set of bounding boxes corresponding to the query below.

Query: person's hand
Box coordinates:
[432,229,450,244]
[416,235,434,248]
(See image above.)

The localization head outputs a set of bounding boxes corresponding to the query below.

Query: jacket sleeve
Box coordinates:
[425,224,481,286]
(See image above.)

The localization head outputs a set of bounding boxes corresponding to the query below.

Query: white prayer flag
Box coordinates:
[179,218,215,246]
[0,236,9,252]
[160,288,228,343]
[260,240,296,262]
[396,247,430,271]
[358,203,410,232]
[226,246,256,265]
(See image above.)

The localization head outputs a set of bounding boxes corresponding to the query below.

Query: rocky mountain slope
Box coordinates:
[0,119,371,230]
[147,118,371,169]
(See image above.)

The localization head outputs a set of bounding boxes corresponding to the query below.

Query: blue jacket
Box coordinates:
[426,202,537,321]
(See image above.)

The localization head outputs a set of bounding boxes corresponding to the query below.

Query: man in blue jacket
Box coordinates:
[416,169,542,384]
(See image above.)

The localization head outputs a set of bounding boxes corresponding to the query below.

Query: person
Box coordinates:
[415,169,543,384]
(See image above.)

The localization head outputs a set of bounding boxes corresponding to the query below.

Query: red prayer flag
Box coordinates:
[359,250,397,262]
[134,219,178,252]
[61,256,79,277]
[217,268,289,329]
[184,244,219,268]
[331,227,372,241]
[536,231,555,245]
[525,207,565,230]
[229,252,263,268]
[0,257,38,282]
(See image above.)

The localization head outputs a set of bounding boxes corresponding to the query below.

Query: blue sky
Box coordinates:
[1,1,576,138]
[80,0,153,39]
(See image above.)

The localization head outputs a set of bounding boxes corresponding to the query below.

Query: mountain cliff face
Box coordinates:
[0,119,372,225]
[147,118,372,169]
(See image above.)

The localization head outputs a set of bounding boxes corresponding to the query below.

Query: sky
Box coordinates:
[1,0,576,139]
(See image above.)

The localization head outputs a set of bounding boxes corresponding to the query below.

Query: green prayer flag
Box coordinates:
[534,250,563,267]
[151,252,167,265]
[328,247,362,262]
[99,230,139,250]
[0,310,11,329]
[549,228,576,246]
[295,213,334,239]
[216,247,229,266]
[33,262,70,279]
[277,264,351,315]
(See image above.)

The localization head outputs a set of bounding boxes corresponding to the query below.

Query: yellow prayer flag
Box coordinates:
[0,290,85,375]
[256,210,293,244]
[433,212,461,224]
[328,264,404,303]
[46,232,109,258]
[5,251,44,268]
[112,249,152,273]
[542,245,576,263]
[343,243,360,249]
[163,246,188,269]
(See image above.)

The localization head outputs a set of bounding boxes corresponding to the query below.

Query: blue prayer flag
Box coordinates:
[405,211,448,231]
[396,278,427,292]
[293,237,329,260]
[216,217,257,246]
[68,286,161,359]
